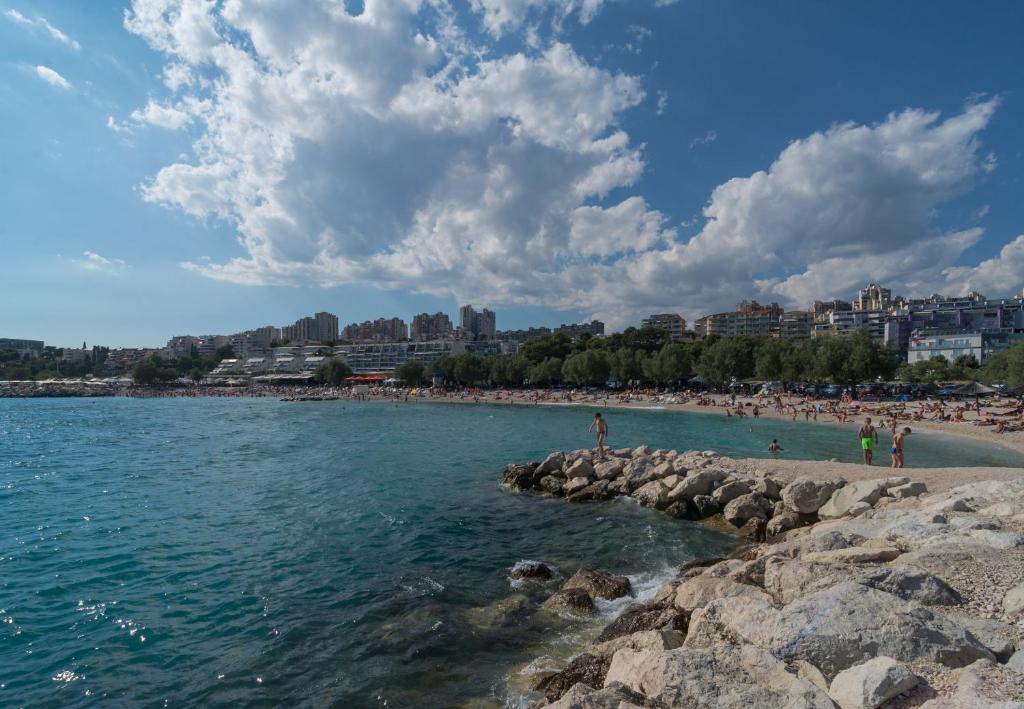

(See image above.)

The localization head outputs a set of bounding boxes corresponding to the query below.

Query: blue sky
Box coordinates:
[2,1,1023,347]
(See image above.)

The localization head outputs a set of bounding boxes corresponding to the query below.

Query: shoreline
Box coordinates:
[499,446,1024,707]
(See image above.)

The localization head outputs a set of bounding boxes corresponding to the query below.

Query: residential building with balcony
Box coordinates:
[642,314,686,342]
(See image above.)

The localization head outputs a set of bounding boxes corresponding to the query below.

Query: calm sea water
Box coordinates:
[2,398,1022,707]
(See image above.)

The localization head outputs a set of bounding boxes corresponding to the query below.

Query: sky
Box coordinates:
[2,1,1023,348]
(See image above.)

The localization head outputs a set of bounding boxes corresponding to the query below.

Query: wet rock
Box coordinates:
[542,588,595,615]
[567,480,612,503]
[465,594,530,629]
[737,517,767,542]
[723,493,773,527]
[595,603,688,643]
[536,653,612,703]
[781,478,838,515]
[563,476,592,496]
[563,568,632,601]
[632,480,669,509]
[604,644,834,708]
[510,560,553,581]
[537,451,566,476]
[827,656,919,709]
[501,463,541,491]
[540,475,564,495]
[690,494,719,519]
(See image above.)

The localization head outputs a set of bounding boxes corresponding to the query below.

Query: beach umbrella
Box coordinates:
[952,381,997,396]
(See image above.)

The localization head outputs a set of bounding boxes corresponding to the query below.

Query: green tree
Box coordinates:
[609,348,645,385]
[561,350,610,386]
[527,357,563,386]
[980,342,1024,388]
[395,359,424,386]
[452,353,488,385]
[697,337,756,385]
[754,338,794,383]
[519,334,574,365]
[490,355,529,387]
[314,358,353,385]
[651,344,693,386]
[898,356,953,384]
[189,367,205,383]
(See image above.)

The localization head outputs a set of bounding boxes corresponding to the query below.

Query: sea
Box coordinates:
[2,397,1023,707]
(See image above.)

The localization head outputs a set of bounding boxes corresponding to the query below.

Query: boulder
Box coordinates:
[464,593,530,629]
[803,545,902,564]
[674,576,770,612]
[595,603,687,643]
[545,681,649,709]
[632,445,652,458]
[766,510,816,538]
[737,517,767,542]
[607,478,632,496]
[537,451,566,476]
[711,479,754,506]
[781,478,838,514]
[889,481,928,499]
[591,629,685,662]
[846,501,872,517]
[818,479,889,519]
[510,560,553,581]
[563,476,592,496]
[763,557,844,605]
[536,653,611,703]
[667,469,728,501]
[827,656,919,709]
[593,459,625,481]
[611,447,633,458]
[542,588,595,615]
[604,644,834,708]
[663,500,692,519]
[566,458,595,479]
[855,566,962,606]
[631,480,669,509]
[1003,582,1024,616]
[540,475,564,495]
[683,594,780,649]
[501,463,541,490]
[690,495,719,519]
[722,492,773,527]
[957,617,1016,663]
[769,582,994,680]
[563,568,632,601]
[567,480,613,503]
[754,477,782,500]
[660,473,681,490]
[1007,649,1024,675]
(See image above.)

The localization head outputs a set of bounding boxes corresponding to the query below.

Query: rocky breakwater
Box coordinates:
[500,447,1024,708]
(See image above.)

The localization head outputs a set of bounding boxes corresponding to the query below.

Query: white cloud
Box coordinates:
[689,129,716,148]
[656,89,668,116]
[471,0,606,37]
[5,10,80,49]
[940,235,1024,297]
[78,251,128,272]
[34,65,72,89]
[119,1,1014,330]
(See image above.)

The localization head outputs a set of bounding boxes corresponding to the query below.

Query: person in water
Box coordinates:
[891,426,911,468]
[768,439,782,454]
[588,412,609,459]
[859,416,879,465]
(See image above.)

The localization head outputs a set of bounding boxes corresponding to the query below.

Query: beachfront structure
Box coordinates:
[411,312,454,341]
[282,311,338,344]
[459,305,497,340]
[642,314,687,342]
[497,326,553,344]
[0,338,45,358]
[695,301,782,338]
[555,320,606,339]
[812,299,852,317]
[778,311,814,341]
[102,348,161,373]
[334,341,502,374]
[342,317,409,343]
[165,335,199,358]
[885,296,1024,360]
[853,283,892,312]
[230,326,280,357]
[907,330,1024,365]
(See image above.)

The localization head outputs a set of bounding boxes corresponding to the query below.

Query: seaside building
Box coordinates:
[0,338,45,357]
[778,311,814,341]
[812,299,852,317]
[854,283,892,312]
[885,295,1024,360]
[102,348,161,373]
[695,301,782,338]
[496,326,553,344]
[812,309,887,341]
[907,330,1024,365]
[642,314,686,342]
[230,326,280,358]
[342,317,409,343]
[411,312,454,341]
[334,340,501,374]
[61,343,91,363]
[459,305,497,341]
[555,320,606,339]
[282,312,338,344]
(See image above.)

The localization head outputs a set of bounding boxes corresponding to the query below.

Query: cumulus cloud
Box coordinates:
[119,0,1013,330]
[77,251,128,272]
[689,129,716,148]
[5,9,80,49]
[34,65,71,89]
[472,0,606,36]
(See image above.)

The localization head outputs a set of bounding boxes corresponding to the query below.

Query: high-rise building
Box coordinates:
[411,312,454,341]
[778,311,813,341]
[812,299,852,317]
[642,314,686,342]
[853,284,891,312]
[282,312,338,344]
[342,317,409,342]
[695,301,781,338]
[459,305,497,340]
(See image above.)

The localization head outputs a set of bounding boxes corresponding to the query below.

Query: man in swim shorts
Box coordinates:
[859,417,878,465]
[891,426,911,468]
[588,412,609,459]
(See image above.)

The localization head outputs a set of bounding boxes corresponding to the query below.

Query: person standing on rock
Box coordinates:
[859,417,879,465]
[891,426,911,468]
[588,412,609,459]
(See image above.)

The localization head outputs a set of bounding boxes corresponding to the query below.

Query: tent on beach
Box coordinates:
[952,381,997,397]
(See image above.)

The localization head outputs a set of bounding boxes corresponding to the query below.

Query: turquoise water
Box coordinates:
[1,398,1022,707]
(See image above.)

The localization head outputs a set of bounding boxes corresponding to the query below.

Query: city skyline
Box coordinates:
[3,2,1024,347]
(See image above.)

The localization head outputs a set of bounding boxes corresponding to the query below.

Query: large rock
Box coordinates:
[464,593,529,629]
[563,568,632,601]
[782,478,838,514]
[510,560,553,581]
[763,557,844,605]
[566,458,595,479]
[1007,649,1024,675]
[674,576,771,613]
[818,480,888,519]
[957,617,1016,663]
[592,459,625,481]
[803,546,902,564]
[563,476,592,496]
[545,681,649,709]
[889,481,928,499]
[766,510,817,538]
[690,494,719,519]
[723,492,773,527]
[683,594,780,649]
[827,656,919,709]
[769,582,994,680]
[754,477,782,500]
[856,566,962,605]
[542,588,595,615]
[540,475,564,495]
[711,479,754,506]
[537,451,566,476]
[501,463,541,491]
[1003,582,1024,616]
[603,644,834,708]
[737,517,767,542]
[566,480,613,503]
[595,603,687,643]
[591,629,685,663]
[667,469,728,501]
[631,480,669,509]
[536,653,611,703]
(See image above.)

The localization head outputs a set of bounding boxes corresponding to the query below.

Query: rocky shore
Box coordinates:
[500,447,1024,708]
